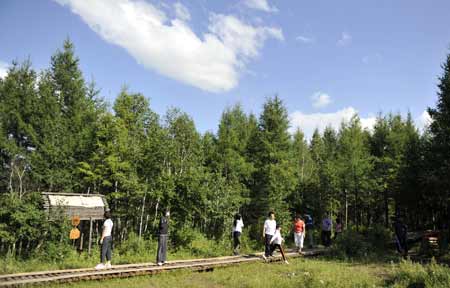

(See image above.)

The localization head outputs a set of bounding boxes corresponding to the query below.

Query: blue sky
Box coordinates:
[1,0,449,138]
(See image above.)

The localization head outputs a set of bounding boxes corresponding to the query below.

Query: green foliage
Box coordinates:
[1,40,449,268]
[331,229,371,259]
[390,259,450,288]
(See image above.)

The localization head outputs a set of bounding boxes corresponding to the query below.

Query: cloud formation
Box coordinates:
[244,0,278,13]
[0,61,8,79]
[56,0,283,93]
[311,92,332,108]
[174,2,190,22]
[337,32,352,47]
[289,107,376,139]
[417,110,432,131]
[295,35,315,44]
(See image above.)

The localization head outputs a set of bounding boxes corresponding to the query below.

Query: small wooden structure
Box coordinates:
[42,192,109,254]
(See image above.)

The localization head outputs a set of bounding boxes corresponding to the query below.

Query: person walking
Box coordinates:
[262,211,276,260]
[293,215,306,253]
[232,213,244,255]
[157,210,170,266]
[321,213,332,247]
[304,213,314,248]
[394,217,408,257]
[95,210,113,270]
[270,225,289,264]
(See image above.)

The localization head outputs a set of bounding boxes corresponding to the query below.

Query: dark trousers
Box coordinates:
[265,234,273,257]
[233,232,241,255]
[101,236,112,262]
[321,230,331,247]
[270,244,287,261]
[396,234,408,255]
[157,234,168,263]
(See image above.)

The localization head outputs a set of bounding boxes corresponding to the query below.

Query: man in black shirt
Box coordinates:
[157,210,170,265]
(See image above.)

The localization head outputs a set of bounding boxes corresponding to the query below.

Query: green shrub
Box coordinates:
[171,226,198,248]
[389,259,450,288]
[367,226,392,251]
[330,229,370,259]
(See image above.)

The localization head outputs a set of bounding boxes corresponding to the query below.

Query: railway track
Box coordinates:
[0,249,324,287]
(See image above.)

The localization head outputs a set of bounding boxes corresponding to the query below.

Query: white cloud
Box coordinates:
[174,2,190,21]
[362,53,381,64]
[56,0,283,93]
[244,0,278,13]
[0,61,8,79]
[416,110,432,132]
[296,35,315,44]
[311,92,332,108]
[289,107,376,140]
[337,32,352,47]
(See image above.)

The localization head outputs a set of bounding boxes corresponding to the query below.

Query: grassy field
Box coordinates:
[49,257,393,288]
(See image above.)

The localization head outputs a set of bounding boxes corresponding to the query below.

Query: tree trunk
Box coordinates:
[384,189,389,228]
[139,192,146,239]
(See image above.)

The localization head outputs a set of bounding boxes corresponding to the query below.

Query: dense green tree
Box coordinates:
[248,96,296,230]
[427,50,450,228]
[336,116,373,229]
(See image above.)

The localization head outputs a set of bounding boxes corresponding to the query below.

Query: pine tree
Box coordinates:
[427,50,450,227]
[249,96,296,230]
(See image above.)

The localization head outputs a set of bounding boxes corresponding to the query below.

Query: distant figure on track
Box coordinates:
[95,210,113,270]
[157,210,170,266]
[321,213,332,247]
[293,214,305,253]
[304,213,314,248]
[270,225,288,264]
[262,211,276,260]
[232,213,244,255]
[394,217,408,257]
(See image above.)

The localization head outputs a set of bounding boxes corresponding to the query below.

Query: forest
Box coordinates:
[1,39,450,261]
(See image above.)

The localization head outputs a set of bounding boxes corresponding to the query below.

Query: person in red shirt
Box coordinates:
[292,215,306,253]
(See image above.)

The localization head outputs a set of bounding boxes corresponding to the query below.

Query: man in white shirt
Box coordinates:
[262,211,276,259]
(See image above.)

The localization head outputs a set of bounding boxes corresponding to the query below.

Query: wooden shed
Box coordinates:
[41,192,109,254]
[42,192,108,220]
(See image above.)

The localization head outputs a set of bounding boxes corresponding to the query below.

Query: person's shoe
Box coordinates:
[284,260,289,264]
[105,263,112,269]
[157,262,163,266]
[262,255,267,260]
[95,263,105,270]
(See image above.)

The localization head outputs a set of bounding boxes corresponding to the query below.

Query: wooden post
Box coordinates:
[80,233,84,251]
[88,217,93,255]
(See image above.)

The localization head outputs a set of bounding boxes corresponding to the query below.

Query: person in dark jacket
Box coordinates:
[394,217,408,257]
[157,210,170,265]
[304,213,314,248]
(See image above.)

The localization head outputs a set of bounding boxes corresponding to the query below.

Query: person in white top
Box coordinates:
[232,213,244,255]
[262,211,276,259]
[95,210,113,270]
[270,225,288,264]
[321,212,332,247]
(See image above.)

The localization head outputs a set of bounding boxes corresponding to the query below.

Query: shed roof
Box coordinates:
[42,192,108,220]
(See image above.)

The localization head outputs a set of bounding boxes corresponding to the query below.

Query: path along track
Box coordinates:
[0,249,324,287]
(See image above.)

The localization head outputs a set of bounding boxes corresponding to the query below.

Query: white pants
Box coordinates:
[294,232,305,249]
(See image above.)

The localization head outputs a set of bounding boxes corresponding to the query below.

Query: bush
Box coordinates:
[367,226,392,251]
[389,259,450,288]
[330,229,371,259]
